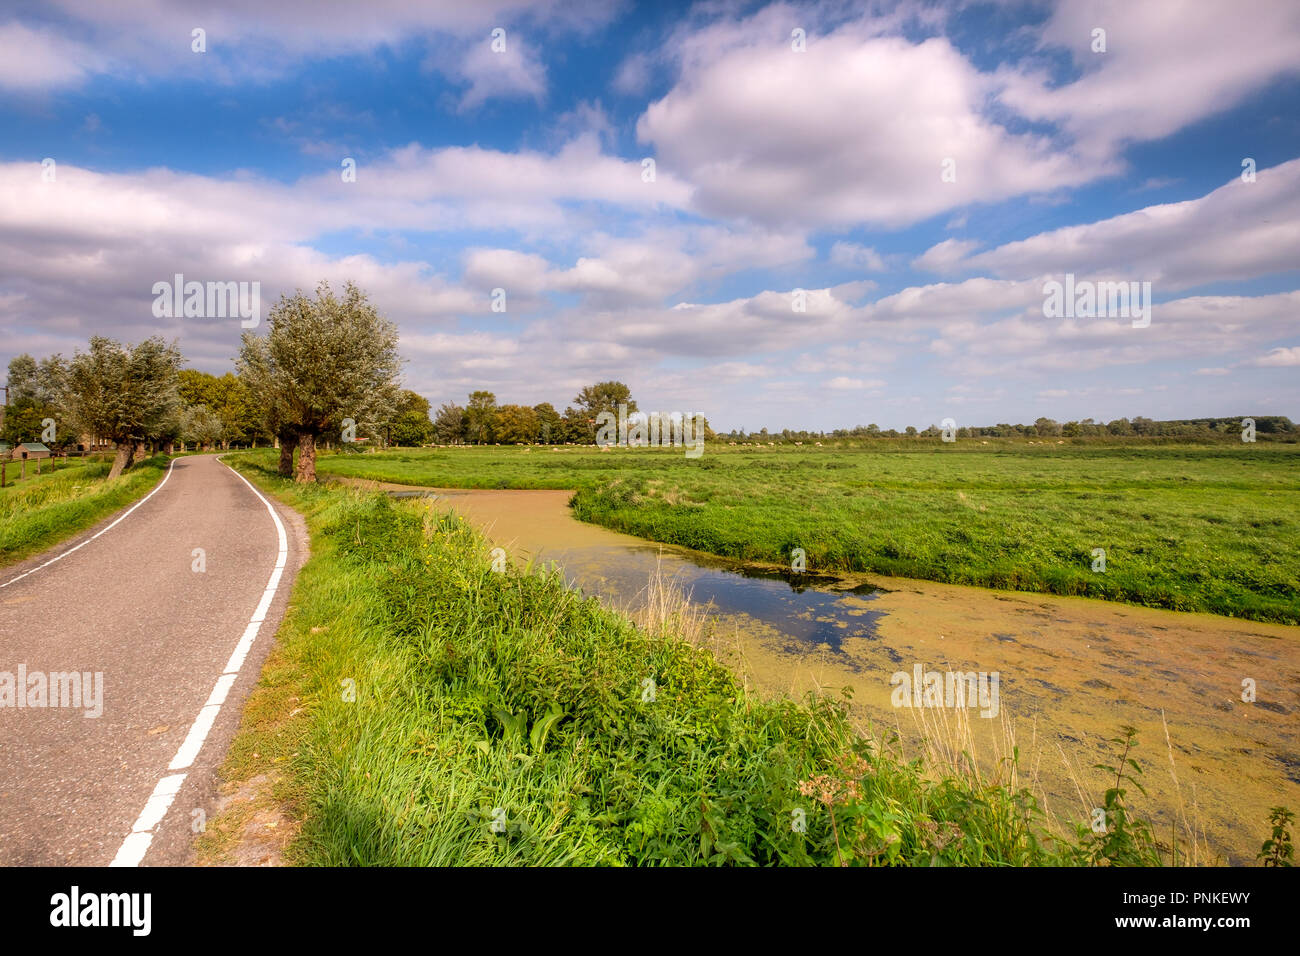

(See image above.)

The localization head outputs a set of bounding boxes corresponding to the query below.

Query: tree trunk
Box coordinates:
[277,430,295,477]
[295,431,317,483]
[108,441,134,479]
[132,443,149,464]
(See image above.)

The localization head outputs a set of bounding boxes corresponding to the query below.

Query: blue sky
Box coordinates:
[1,0,1298,431]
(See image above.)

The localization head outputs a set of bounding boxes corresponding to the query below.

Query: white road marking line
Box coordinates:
[167,704,222,773]
[110,459,289,867]
[134,773,188,832]
[111,774,188,867]
[0,457,179,590]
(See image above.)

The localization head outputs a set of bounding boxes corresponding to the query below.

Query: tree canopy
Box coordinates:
[238,281,401,482]
[62,336,183,477]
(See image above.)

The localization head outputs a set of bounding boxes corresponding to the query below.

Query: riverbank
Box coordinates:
[302,443,1300,624]
[330,478,1299,864]
[199,458,1197,866]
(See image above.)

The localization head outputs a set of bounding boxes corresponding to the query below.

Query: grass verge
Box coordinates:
[0,456,170,569]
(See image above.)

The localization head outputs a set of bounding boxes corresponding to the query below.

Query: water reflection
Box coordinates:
[388,485,888,653]
[528,542,886,653]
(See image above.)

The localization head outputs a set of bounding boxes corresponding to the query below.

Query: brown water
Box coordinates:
[350,481,1300,864]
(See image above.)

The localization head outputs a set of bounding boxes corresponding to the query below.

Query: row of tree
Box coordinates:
[12,278,1286,482]
[724,415,1296,442]
[1,283,407,482]
[3,337,189,478]
[2,282,663,484]
[431,381,640,446]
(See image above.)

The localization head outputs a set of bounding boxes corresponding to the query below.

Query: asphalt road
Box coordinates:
[0,455,306,866]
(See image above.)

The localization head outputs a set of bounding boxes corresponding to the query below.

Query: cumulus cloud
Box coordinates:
[999,0,1300,163]
[952,160,1300,291]
[827,376,885,390]
[1252,347,1300,367]
[0,143,694,370]
[829,242,886,272]
[612,50,652,95]
[1,0,616,93]
[0,22,108,90]
[916,291,1300,377]
[912,238,980,274]
[442,31,548,110]
[638,20,1100,228]
[630,1,1300,233]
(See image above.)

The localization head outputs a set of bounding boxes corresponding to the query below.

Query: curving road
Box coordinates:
[0,455,306,866]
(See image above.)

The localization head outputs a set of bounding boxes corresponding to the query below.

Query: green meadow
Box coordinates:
[276,440,1300,625]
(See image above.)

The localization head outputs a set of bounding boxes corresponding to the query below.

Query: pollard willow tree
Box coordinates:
[236,342,297,477]
[62,336,183,478]
[238,281,401,483]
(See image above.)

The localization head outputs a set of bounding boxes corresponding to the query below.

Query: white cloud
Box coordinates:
[2,0,617,93]
[1252,347,1300,367]
[955,160,1300,291]
[0,137,695,258]
[612,51,652,95]
[447,32,547,110]
[637,16,1102,229]
[463,249,553,294]
[829,242,886,272]
[0,22,106,90]
[924,291,1300,377]
[912,238,980,274]
[345,135,693,221]
[999,0,1300,163]
[827,376,885,390]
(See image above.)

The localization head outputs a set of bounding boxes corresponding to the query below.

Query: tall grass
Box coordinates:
[216,455,1202,866]
[0,456,169,568]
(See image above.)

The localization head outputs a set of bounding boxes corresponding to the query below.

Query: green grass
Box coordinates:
[0,456,170,568]
[250,441,1300,624]
[217,453,1176,866]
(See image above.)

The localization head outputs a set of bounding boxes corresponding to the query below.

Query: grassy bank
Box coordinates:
[0,456,169,569]
[255,442,1300,624]
[205,454,1195,866]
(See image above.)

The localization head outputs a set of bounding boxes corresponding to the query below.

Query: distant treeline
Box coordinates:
[723,416,1297,442]
[430,381,716,446]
